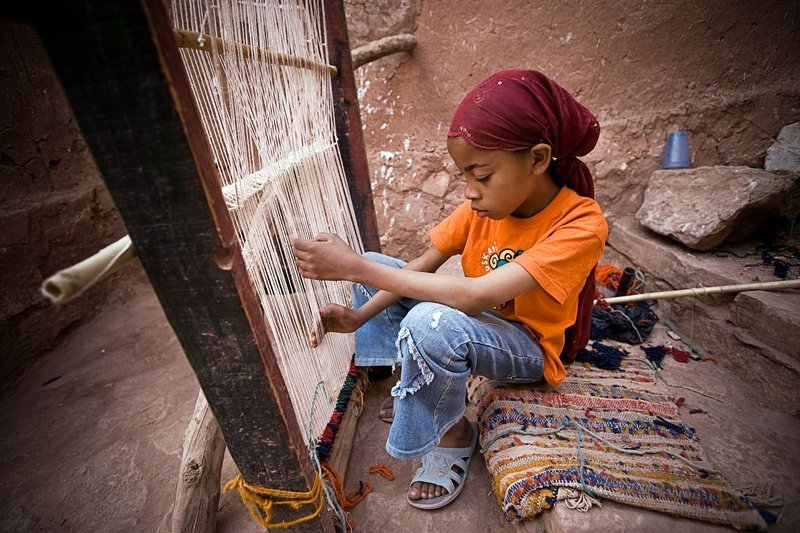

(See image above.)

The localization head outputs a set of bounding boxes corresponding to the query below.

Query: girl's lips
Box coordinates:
[473,208,489,218]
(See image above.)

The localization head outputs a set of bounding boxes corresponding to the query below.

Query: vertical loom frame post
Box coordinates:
[325,0,382,253]
[19,1,337,530]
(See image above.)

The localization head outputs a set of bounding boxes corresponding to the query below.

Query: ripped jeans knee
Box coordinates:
[390,303,469,400]
[385,302,544,458]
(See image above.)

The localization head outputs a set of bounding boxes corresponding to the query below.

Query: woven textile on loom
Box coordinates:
[467,352,767,530]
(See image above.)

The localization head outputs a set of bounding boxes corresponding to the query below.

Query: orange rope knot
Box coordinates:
[223,473,323,529]
[321,462,373,511]
[368,464,395,481]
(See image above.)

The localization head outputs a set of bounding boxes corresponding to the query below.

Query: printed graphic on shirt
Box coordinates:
[481,243,524,310]
[481,243,525,272]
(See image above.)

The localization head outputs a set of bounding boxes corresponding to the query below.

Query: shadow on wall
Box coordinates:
[0,20,125,393]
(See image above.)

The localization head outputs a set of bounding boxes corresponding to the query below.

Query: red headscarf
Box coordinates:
[448,69,600,364]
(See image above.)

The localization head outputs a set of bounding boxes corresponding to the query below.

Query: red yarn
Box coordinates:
[667,347,691,363]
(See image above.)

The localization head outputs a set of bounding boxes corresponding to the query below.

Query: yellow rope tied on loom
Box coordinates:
[223,473,324,529]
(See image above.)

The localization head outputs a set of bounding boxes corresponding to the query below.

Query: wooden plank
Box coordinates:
[172,391,225,533]
[23,1,330,530]
[326,380,363,481]
[325,0,382,253]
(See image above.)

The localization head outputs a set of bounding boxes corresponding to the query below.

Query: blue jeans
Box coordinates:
[353,252,544,460]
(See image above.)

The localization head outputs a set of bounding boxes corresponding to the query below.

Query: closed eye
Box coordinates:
[475,174,491,182]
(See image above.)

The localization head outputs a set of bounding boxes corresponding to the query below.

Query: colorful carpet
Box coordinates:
[468,351,767,530]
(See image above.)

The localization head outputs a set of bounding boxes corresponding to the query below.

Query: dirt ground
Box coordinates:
[0,266,260,532]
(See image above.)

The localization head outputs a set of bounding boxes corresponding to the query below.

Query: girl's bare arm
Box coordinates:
[293,233,538,316]
[351,245,450,325]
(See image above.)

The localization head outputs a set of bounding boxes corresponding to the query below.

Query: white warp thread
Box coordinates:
[172,0,362,442]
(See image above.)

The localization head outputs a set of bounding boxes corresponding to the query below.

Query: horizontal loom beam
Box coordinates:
[174,29,419,77]
[174,29,340,76]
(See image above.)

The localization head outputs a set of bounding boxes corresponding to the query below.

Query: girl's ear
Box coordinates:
[529,143,552,175]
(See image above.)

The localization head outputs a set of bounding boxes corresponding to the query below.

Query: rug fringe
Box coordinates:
[557,487,603,512]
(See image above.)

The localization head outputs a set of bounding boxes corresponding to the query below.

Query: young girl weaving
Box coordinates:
[292,69,607,510]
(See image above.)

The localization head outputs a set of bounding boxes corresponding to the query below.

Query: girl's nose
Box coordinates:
[464,181,481,200]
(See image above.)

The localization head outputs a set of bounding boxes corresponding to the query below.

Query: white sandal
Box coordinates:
[407,421,478,510]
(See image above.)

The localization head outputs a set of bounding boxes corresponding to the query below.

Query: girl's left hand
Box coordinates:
[292,233,361,281]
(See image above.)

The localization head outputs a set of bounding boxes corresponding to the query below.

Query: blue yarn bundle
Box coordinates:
[590,302,658,345]
[642,345,667,369]
[576,341,629,370]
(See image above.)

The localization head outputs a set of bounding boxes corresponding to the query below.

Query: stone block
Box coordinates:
[765,121,800,173]
[636,166,800,250]
[729,290,800,368]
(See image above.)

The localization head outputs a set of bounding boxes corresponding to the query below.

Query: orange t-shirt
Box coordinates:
[429,187,607,388]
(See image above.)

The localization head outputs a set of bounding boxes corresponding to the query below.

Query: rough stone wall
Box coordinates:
[344,0,800,258]
[0,21,124,392]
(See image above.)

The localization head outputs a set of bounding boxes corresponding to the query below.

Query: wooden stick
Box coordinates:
[325,1,381,252]
[326,381,363,480]
[172,391,226,533]
[351,34,417,69]
[597,278,800,305]
[174,29,338,76]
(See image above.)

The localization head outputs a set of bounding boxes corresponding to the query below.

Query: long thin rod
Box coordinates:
[174,29,338,76]
[597,278,800,305]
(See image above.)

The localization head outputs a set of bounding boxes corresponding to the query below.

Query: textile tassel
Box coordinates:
[595,263,622,292]
[740,481,784,509]
[643,345,667,369]
[368,464,395,480]
[667,346,691,363]
[556,487,603,512]
[576,341,628,370]
[320,463,372,511]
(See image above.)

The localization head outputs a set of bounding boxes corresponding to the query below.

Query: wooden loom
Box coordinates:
[16,1,397,531]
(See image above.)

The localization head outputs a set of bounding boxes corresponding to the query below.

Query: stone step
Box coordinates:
[729,290,800,372]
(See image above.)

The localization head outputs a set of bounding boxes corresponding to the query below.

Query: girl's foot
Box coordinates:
[407,417,478,509]
[408,417,478,509]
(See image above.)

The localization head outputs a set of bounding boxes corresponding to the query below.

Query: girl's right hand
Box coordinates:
[309,303,363,348]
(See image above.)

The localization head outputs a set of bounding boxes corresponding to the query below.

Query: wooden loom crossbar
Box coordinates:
[173,29,340,76]
[20,1,379,530]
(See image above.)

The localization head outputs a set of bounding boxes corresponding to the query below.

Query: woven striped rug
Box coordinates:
[468,352,767,530]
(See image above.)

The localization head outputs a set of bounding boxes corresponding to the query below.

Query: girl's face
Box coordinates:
[446,137,558,219]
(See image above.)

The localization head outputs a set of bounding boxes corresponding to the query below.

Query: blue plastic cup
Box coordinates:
[662,130,690,169]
